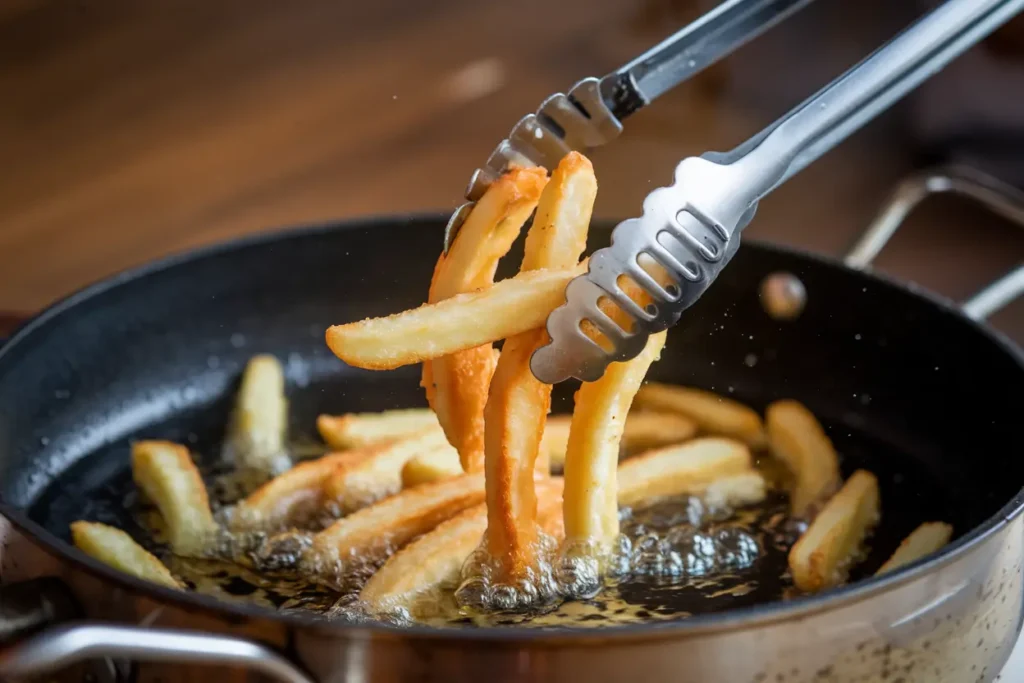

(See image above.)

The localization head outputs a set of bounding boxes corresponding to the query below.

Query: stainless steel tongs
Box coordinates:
[445,0,1024,384]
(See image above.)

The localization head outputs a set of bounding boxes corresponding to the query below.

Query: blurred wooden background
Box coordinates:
[0,0,1021,337]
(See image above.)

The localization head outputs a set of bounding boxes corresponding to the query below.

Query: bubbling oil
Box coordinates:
[135,449,797,629]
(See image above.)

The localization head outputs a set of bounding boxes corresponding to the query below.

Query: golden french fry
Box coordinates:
[71,521,182,589]
[229,451,364,531]
[223,355,289,476]
[131,441,217,557]
[316,409,440,450]
[789,470,881,592]
[484,154,594,581]
[360,503,489,613]
[425,167,549,473]
[322,428,457,513]
[616,437,755,507]
[766,399,842,517]
[429,167,549,302]
[876,522,953,576]
[402,448,464,488]
[619,411,699,455]
[703,471,768,509]
[633,383,766,448]
[563,331,667,551]
[423,346,498,473]
[543,411,698,471]
[361,478,564,613]
[308,472,486,583]
[326,265,586,372]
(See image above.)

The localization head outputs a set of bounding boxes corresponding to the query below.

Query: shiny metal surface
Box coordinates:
[532,0,1024,384]
[441,0,815,252]
[600,0,815,116]
[0,624,314,683]
[845,166,1024,269]
[845,165,1024,321]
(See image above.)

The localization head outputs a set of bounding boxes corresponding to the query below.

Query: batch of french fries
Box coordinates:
[71,153,953,620]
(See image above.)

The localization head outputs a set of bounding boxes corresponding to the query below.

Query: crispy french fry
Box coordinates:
[484,154,594,580]
[308,472,487,583]
[132,441,217,556]
[360,503,489,613]
[425,167,549,473]
[71,521,182,589]
[317,409,440,450]
[543,411,698,471]
[402,448,464,488]
[616,437,755,507]
[223,355,289,476]
[229,451,365,531]
[322,428,457,513]
[766,399,842,517]
[633,383,766,448]
[326,265,586,372]
[876,522,953,576]
[789,470,881,592]
[563,331,667,551]
[361,477,564,613]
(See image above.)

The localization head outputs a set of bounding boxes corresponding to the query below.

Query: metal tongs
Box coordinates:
[443,0,1024,384]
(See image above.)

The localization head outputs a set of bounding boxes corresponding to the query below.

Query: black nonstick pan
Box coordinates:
[0,171,1022,683]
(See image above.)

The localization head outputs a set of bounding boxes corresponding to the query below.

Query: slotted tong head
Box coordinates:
[442,0,1024,384]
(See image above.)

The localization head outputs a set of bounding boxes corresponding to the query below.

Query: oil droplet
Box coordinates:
[744,354,758,368]
[230,334,246,348]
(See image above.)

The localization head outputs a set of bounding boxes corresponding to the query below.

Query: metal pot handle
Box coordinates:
[0,622,316,683]
[844,164,1024,320]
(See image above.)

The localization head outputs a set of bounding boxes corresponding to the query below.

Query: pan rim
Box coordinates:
[1,212,1022,643]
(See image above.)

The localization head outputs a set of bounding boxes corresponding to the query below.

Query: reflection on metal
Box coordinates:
[846,165,1024,320]
[0,624,316,683]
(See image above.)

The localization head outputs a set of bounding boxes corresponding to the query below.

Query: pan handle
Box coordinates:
[844,164,1024,320]
[0,623,316,683]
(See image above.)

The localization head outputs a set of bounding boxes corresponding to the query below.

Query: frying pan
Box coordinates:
[0,166,1022,683]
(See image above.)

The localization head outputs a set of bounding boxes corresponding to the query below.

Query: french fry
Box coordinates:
[876,522,953,576]
[308,472,486,583]
[563,331,667,552]
[131,441,218,557]
[317,409,440,450]
[633,383,766,448]
[703,471,768,510]
[322,428,457,513]
[223,355,289,476]
[326,265,586,372]
[484,154,594,581]
[229,451,365,531]
[425,167,548,473]
[616,437,755,507]
[361,477,564,613]
[619,411,699,455]
[766,399,842,517]
[543,411,698,471]
[789,470,881,592]
[402,448,463,488]
[71,521,182,589]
